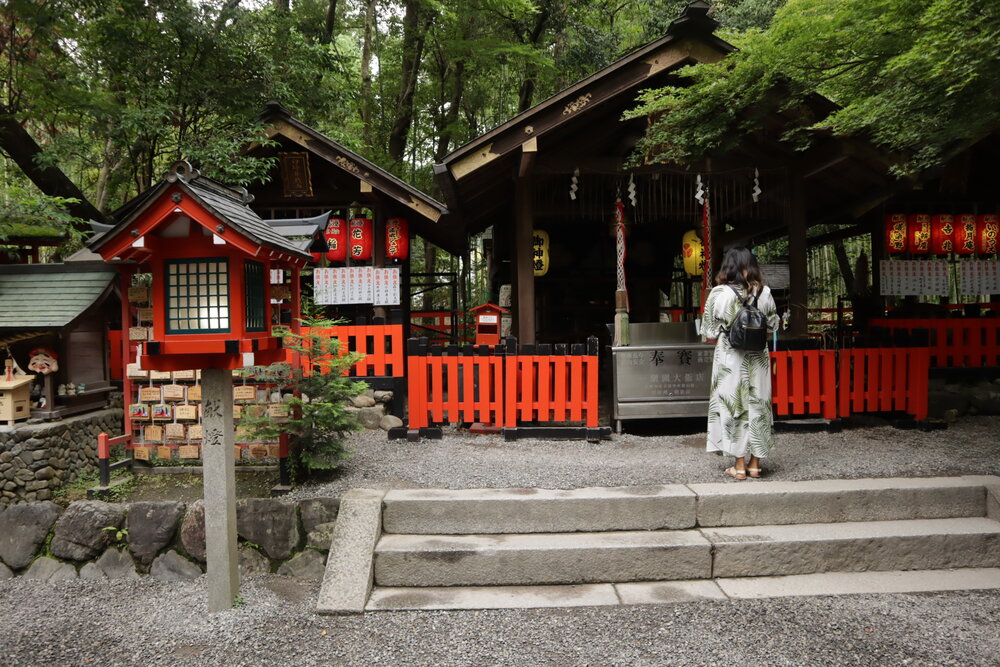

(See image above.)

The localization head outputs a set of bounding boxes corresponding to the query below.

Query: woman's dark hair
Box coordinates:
[714,246,765,292]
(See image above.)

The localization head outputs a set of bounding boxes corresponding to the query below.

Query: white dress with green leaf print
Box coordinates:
[702,284,779,459]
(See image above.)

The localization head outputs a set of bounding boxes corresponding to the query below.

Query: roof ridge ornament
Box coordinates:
[165,161,201,184]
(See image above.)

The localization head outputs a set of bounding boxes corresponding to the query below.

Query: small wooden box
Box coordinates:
[0,375,34,426]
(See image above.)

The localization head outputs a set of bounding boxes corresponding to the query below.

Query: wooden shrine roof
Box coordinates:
[0,263,115,330]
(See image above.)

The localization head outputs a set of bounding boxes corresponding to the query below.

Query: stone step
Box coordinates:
[691,476,990,527]
[380,485,696,535]
[365,568,1000,611]
[374,529,712,587]
[704,517,1000,578]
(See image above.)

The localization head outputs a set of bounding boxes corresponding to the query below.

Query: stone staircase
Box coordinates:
[317,476,1000,613]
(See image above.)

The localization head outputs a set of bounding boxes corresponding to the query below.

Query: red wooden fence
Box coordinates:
[300,323,405,378]
[406,337,601,438]
[770,350,838,419]
[870,318,1000,368]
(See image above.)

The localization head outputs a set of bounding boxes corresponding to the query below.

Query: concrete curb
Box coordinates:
[316,489,386,615]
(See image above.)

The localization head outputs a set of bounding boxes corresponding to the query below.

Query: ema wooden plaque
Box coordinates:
[128,404,150,421]
[232,404,242,419]
[151,403,172,420]
[174,404,197,421]
[266,444,281,458]
[127,286,149,303]
[178,445,200,459]
[165,423,186,440]
[233,385,257,401]
[138,386,161,402]
[233,445,242,460]
[161,385,185,401]
[156,446,173,461]
[133,446,150,461]
[128,326,149,341]
[187,424,203,440]
[136,307,154,322]
[172,369,196,380]
[126,364,148,379]
[149,370,172,381]
[271,285,291,301]
[186,385,202,402]
[268,403,290,418]
[143,425,163,441]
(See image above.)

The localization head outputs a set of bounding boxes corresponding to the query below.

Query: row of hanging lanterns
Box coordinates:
[313,217,410,263]
[885,213,999,256]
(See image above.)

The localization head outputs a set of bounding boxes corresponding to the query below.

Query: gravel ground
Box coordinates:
[3,416,999,666]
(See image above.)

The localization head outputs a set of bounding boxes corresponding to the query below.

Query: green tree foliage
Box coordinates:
[627,0,1000,174]
[238,317,366,476]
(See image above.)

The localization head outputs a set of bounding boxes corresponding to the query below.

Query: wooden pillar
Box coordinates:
[788,174,809,337]
[514,139,537,344]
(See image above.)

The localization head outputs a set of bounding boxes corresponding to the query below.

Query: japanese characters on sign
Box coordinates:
[313,267,400,305]
[531,230,549,277]
[879,260,949,296]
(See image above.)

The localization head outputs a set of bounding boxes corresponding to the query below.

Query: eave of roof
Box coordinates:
[0,267,116,330]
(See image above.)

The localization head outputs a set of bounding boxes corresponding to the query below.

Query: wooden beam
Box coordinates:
[514,168,536,345]
[787,174,808,337]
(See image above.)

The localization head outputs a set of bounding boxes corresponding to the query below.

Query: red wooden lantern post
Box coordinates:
[907,214,931,255]
[87,162,311,613]
[349,217,373,261]
[930,214,955,255]
[885,214,907,254]
[385,217,409,260]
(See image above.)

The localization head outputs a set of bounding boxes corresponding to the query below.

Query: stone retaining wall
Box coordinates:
[0,406,124,506]
[0,497,338,582]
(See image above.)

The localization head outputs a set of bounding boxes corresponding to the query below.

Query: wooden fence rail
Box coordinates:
[871,318,1000,368]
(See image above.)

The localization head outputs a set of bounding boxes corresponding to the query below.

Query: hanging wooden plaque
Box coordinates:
[128,326,149,341]
[138,386,161,402]
[186,385,202,402]
[174,404,198,421]
[126,364,148,379]
[232,404,243,419]
[245,404,265,418]
[187,424,203,440]
[133,446,150,461]
[233,385,257,401]
[127,286,149,303]
[161,384,185,401]
[172,369,196,380]
[268,403,290,418]
[233,445,242,460]
[137,307,154,322]
[143,425,163,442]
[165,423,186,440]
[149,370,172,381]
[156,446,173,461]
[178,445,200,459]
[128,404,150,421]
[271,285,291,301]
[151,404,172,420]
[249,444,269,459]
[266,444,281,458]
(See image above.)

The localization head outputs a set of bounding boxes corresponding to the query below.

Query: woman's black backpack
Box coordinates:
[726,285,767,351]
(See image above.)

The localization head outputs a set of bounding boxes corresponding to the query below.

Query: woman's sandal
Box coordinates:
[724,466,747,480]
[746,467,762,478]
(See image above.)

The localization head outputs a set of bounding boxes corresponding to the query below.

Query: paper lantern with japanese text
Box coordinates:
[349,217,373,261]
[977,214,999,255]
[682,229,703,276]
[907,214,931,255]
[325,218,347,262]
[885,214,907,254]
[930,214,954,255]
[531,230,549,277]
[385,218,409,260]
[955,214,978,255]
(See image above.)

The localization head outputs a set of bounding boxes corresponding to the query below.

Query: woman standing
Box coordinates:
[702,247,779,479]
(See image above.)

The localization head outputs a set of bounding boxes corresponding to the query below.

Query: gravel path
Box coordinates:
[3,416,999,666]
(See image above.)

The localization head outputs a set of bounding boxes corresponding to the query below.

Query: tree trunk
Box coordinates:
[359,0,375,146]
[323,0,339,44]
[516,4,552,112]
[0,112,103,225]
[421,239,437,312]
[434,60,465,161]
[388,1,432,165]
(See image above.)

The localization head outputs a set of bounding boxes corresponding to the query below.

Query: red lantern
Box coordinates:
[385,218,409,260]
[907,214,931,255]
[885,213,907,254]
[977,214,999,255]
[325,218,347,262]
[955,214,978,255]
[310,251,322,263]
[349,217,373,261]
[930,214,954,255]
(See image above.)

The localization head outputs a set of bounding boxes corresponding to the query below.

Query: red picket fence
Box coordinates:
[837,348,929,420]
[770,347,929,420]
[771,350,837,419]
[870,318,1000,368]
[300,322,405,378]
[406,337,603,440]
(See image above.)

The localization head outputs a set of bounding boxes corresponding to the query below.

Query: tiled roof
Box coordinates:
[0,270,115,329]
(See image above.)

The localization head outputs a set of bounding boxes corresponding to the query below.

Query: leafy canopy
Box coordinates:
[627,0,1000,174]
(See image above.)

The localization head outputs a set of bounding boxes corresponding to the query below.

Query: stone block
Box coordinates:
[375,530,712,587]
[277,549,326,580]
[357,406,384,429]
[379,415,404,430]
[127,501,185,565]
[24,556,77,581]
[239,544,271,577]
[299,497,339,533]
[34,467,54,481]
[0,561,11,579]
[350,394,376,408]
[373,390,393,404]
[317,489,386,615]
[307,522,336,550]
[51,500,125,562]
[236,498,300,560]
[0,501,61,569]
[382,485,697,535]
[180,499,206,562]
[94,548,139,579]
[150,550,203,581]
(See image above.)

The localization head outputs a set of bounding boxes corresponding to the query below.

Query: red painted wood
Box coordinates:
[822,352,837,419]
[771,352,789,416]
[585,356,599,428]
[805,350,820,414]
[568,356,584,422]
